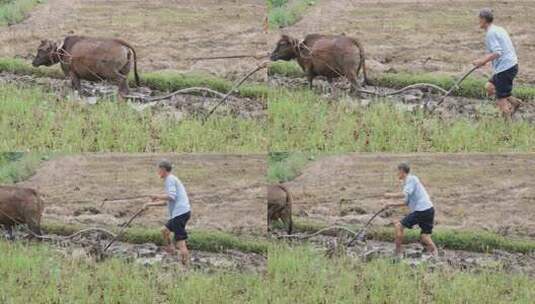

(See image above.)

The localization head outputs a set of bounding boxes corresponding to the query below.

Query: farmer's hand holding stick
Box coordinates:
[142,195,168,210]
[383,193,406,209]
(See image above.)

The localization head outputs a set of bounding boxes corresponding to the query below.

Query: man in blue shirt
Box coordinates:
[472,8,520,119]
[384,163,438,257]
[144,159,191,266]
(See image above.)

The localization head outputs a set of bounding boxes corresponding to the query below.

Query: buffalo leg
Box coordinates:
[305,70,315,90]
[5,225,14,241]
[118,80,129,101]
[347,70,361,98]
[116,72,129,102]
[70,71,82,94]
[327,78,338,99]
[27,220,42,240]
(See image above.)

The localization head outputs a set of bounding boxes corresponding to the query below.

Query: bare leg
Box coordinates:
[507,96,522,115]
[394,221,404,256]
[420,234,438,256]
[485,81,496,98]
[496,97,513,120]
[176,240,190,266]
[161,226,175,254]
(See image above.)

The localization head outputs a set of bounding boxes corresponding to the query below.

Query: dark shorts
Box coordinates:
[401,207,435,234]
[489,64,518,99]
[165,211,191,241]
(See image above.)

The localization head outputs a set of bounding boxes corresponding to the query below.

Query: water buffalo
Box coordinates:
[32,36,140,99]
[0,186,44,239]
[267,184,293,234]
[270,34,368,95]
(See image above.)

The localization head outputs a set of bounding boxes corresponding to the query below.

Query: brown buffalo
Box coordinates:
[267,184,293,234]
[270,34,368,95]
[0,186,45,239]
[32,36,140,98]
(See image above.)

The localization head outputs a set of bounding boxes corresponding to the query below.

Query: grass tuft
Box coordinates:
[267,0,316,29]
[267,152,314,183]
[269,88,535,152]
[268,244,535,303]
[0,152,48,184]
[0,84,266,152]
[0,240,266,303]
[0,0,42,26]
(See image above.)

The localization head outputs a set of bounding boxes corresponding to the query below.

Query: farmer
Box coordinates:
[383,163,438,257]
[473,8,520,118]
[143,160,191,266]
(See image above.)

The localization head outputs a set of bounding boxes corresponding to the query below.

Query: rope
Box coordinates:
[347,207,388,247]
[0,207,116,240]
[275,36,479,105]
[202,61,269,123]
[103,208,145,251]
[186,53,269,61]
[278,225,358,240]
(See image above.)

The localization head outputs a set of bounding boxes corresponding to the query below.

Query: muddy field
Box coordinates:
[274,231,535,276]
[17,154,267,235]
[0,0,267,79]
[281,153,535,239]
[269,74,535,122]
[0,72,266,120]
[4,229,266,272]
[270,0,535,84]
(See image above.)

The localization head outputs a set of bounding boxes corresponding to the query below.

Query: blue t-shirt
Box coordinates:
[165,174,190,219]
[485,24,518,74]
[403,175,433,212]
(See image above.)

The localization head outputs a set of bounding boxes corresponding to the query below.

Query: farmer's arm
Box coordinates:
[383,193,406,208]
[473,53,499,67]
[473,32,502,67]
[150,178,177,202]
[384,177,414,208]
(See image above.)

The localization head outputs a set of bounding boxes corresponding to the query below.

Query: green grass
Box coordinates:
[268,244,535,303]
[269,88,535,152]
[0,240,267,303]
[2,239,533,303]
[0,58,269,99]
[43,223,268,255]
[268,61,535,101]
[0,152,49,184]
[0,84,266,152]
[290,218,535,254]
[267,0,316,29]
[140,70,269,99]
[267,152,315,182]
[0,0,42,26]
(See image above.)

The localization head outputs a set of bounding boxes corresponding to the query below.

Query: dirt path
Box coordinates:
[270,0,535,83]
[282,153,535,239]
[18,154,266,235]
[0,0,267,79]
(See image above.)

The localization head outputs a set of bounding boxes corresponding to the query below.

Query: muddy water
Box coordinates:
[3,229,266,273]
[268,75,535,123]
[276,231,535,277]
[0,72,265,120]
